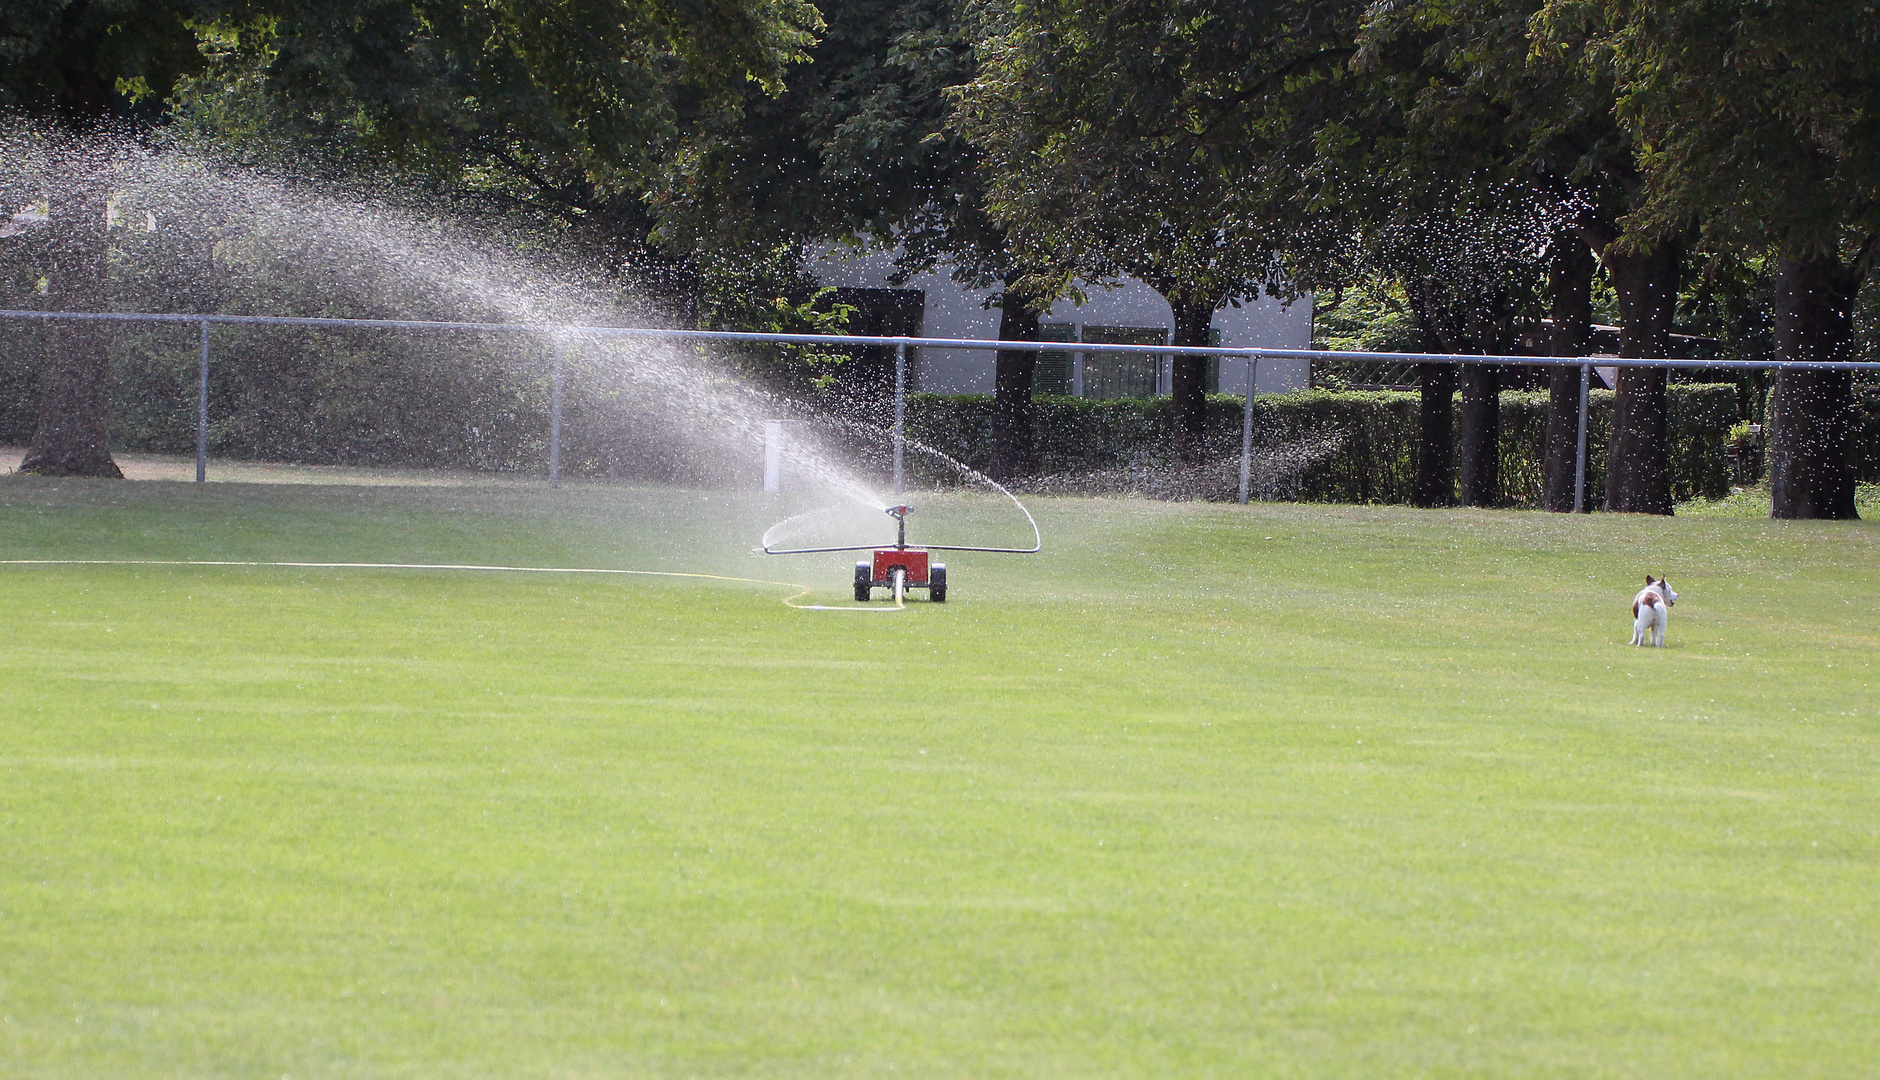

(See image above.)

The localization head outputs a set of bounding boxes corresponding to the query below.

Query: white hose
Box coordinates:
[0,558,908,613]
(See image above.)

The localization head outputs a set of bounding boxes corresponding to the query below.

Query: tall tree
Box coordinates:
[1334,4,1573,507]
[1550,0,1880,518]
[1,0,210,476]
[1368,187,1549,507]
[956,0,1349,461]
[1364,0,1686,513]
[1540,229,1596,510]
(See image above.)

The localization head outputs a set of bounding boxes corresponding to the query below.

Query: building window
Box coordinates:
[1080,325,1168,400]
[1034,323,1076,395]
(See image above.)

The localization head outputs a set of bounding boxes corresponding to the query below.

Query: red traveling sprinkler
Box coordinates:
[763,493,1038,605]
[761,341,1039,604]
[856,504,945,603]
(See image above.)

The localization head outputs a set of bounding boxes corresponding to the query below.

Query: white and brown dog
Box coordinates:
[1630,576,1677,647]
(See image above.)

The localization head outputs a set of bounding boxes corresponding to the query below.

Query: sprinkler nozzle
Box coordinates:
[885,504,912,549]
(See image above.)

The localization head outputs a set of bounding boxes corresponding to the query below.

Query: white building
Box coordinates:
[809,248,1313,397]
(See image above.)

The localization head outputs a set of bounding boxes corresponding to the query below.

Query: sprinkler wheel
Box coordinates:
[853,561,872,602]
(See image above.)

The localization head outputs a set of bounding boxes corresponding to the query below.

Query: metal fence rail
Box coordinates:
[7,307,1880,508]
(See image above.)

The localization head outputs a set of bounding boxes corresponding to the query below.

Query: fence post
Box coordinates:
[1572,362,1591,513]
[1239,353,1258,504]
[196,320,210,483]
[549,336,565,489]
[1161,327,1175,397]
[764,420,784,493]
[893,341,907,498]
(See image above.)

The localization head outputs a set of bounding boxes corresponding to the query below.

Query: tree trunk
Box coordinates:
[1601,241,1679,514]
[1415,362,1457,507]
[1458,363,1500,506]
[1769,254,1861,519]
[1405,281,1457,507]
[1542,234,1595,511]
[1169,299,1214,463]
[989,289,1041,480]
[1605,365,1671,514]
[19,141,123,478]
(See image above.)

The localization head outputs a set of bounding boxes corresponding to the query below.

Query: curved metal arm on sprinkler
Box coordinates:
[764,498,1043,557]
[761,540,1044,555]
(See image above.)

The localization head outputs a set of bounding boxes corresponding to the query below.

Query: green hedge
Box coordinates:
[906,384,1746,505]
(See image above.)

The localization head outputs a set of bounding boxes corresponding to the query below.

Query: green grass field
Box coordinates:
[2,471,1876,1078]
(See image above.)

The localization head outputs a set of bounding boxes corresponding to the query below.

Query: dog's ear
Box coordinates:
[1644,575,1655,584]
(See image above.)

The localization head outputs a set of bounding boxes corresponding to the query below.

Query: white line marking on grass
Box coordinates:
[0,560,905,612]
